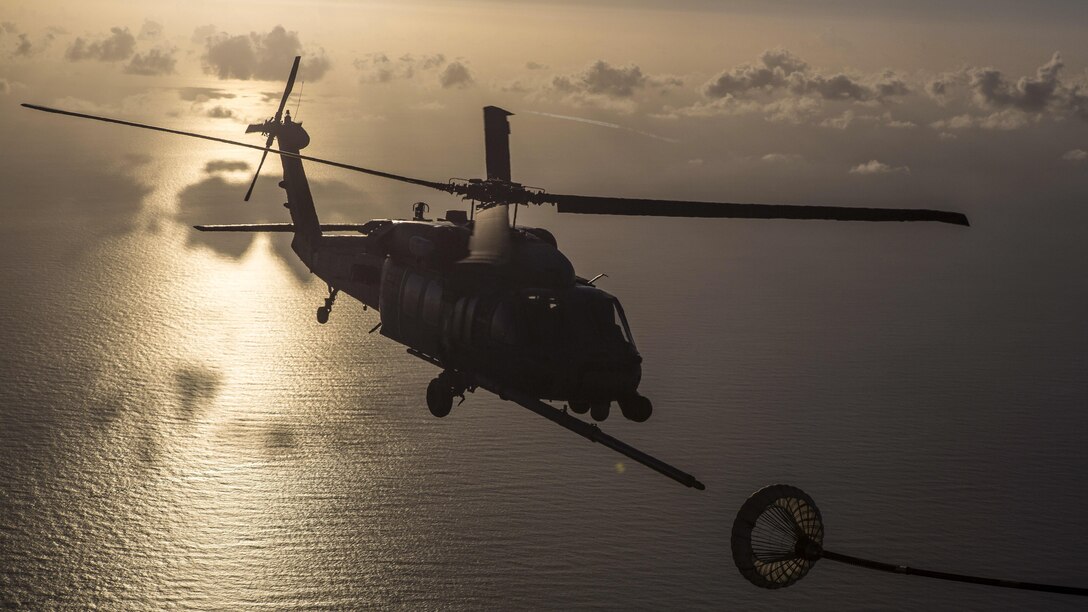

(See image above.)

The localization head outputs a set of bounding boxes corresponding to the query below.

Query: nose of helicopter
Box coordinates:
[573,355,642,400]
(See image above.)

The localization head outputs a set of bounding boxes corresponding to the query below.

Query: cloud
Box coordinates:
[205,160,249,172]
[6,25,55,59]
[1062,149,1088,162]
[849,159,910,175]
[191,24,216,44]
[702,49,908,103]
[925,53,1088,128]
[820,109,855,129]
[820,109,915,130]
[703,49,806,97]
[885,117,917,129]
[1,23,34,58]
[138,20,163,40]
[14,33,32,57]
[439,61,474,88]
[526,61,547,70]
[353,52,477,89]
[873,71,911,99]
[553,60,648,98]
[124,48,177,76]
[500,80,530,94]
[0,78,10,95]
[970,53,1063,114]
[546,60,682,112]
[201,25,330,81]
[930,108,1035,131]
[66,26,136,62]
[760,96,824,124]
[678,49,916,124]
[761,152,802,163]
[353,52,451,85]
[205,106,234,119]
[926,72,965,105]
[354,53,397,83]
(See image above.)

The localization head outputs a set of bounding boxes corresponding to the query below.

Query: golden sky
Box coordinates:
[2,0,1087,247]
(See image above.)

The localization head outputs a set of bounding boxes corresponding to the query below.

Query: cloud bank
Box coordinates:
[201,25,330,81]
[66,26,136,62]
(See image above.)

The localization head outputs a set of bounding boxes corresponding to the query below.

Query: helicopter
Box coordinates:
[23,57,968,490]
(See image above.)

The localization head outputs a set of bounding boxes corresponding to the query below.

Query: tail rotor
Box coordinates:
[242,55,301,201]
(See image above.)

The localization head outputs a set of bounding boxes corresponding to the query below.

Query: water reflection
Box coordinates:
[2,103,1087,611]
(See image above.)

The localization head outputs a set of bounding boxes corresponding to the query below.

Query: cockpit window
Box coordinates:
[611,300,635,346]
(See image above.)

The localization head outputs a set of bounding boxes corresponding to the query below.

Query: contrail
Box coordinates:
[525,110,679,143]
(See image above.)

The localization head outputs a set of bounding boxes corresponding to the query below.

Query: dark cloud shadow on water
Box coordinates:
[174,364,222,420]
[176,86,236,102]
[8,162,149,237]
[265,424,297,452]
[2,119,154,263]
[175,161,376,282]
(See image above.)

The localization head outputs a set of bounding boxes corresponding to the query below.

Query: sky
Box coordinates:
[1,0,1086,268]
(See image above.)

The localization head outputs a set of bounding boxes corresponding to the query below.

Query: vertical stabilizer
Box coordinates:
[483,106,513,182]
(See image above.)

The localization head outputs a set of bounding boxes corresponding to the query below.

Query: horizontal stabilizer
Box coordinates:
[194,223,375,233]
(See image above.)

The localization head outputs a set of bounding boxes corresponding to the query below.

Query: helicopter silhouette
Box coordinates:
[23,57,968,490]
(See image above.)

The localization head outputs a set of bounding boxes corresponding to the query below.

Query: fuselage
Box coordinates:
[305,219,643,403]
[273,115,643,407]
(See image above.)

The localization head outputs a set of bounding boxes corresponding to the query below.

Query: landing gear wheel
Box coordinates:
[316,286,338,324]
[426,377,453,418]
[590,401,610,422]
[619,395,653,423]
[568,400,590,414]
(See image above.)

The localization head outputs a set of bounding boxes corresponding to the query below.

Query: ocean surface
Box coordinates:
[2,133,1087,610]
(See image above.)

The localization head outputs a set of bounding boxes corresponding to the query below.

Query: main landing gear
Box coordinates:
[618,394,653,423]
[316,286,339,324]
[568,395,653,423]
[426,370,468,418]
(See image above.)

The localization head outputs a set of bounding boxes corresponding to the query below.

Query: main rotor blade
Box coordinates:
[243,141,271,202]
[545,193,969,226]
[22,104,452,192]
[275,56,301,123]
